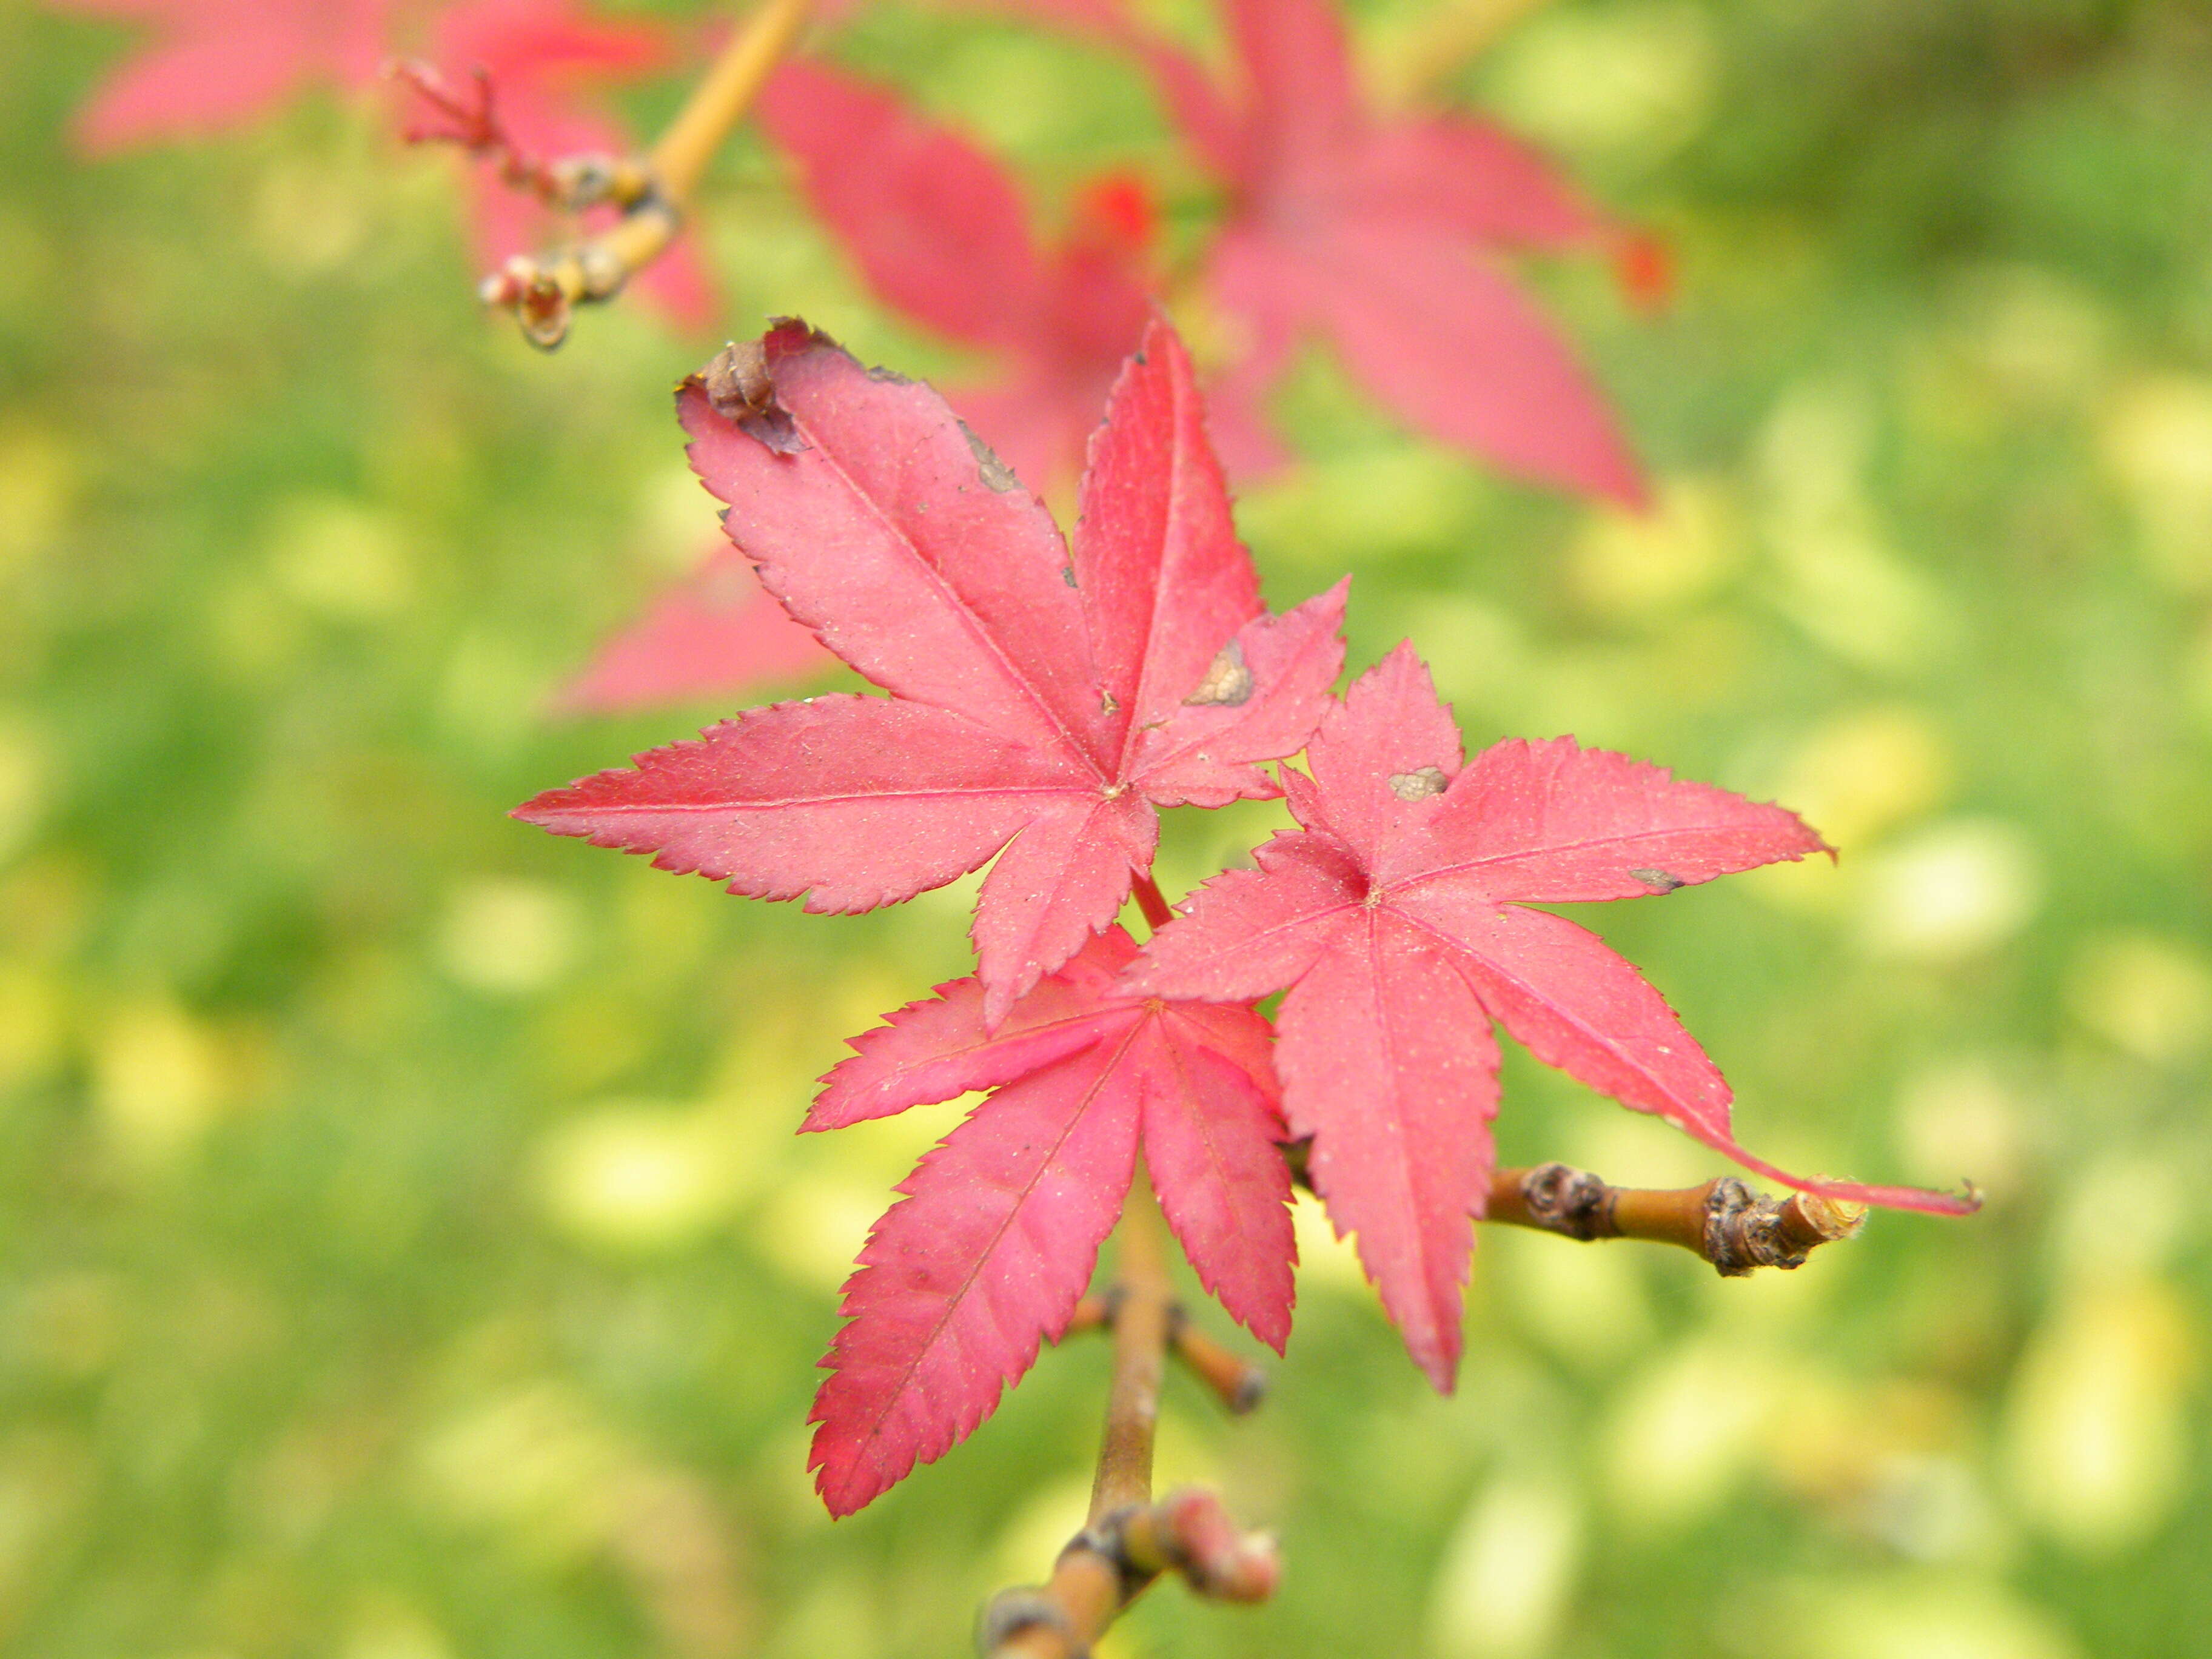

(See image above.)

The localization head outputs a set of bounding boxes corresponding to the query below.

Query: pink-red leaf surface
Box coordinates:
[1131,646,1976,1388]
[806,928,1293,1514]
[553,537,834,714]
[54,0,395,154]
[517,318,1344,1025]
[756,58,1153,496]
[1121,0,1646,500]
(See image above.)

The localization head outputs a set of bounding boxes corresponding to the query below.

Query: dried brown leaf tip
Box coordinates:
[697,340,805,455]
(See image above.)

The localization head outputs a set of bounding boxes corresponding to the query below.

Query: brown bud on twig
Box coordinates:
[480,259,574,350]
[979,1487,1279,1659]
[1120,1487,1281,1602]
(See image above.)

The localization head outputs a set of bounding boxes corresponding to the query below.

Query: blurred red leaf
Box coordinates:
[1008,0,1648,500]
[756,57,1154,497]
[552,537,835,716]
[1180,0,1644,499]
[52,0,397,153]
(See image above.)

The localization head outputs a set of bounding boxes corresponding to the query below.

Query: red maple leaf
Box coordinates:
[1096,0,1647,500]
[1129,646,1978,1389]
[552,535,834,716]
[421,0,716,330]
[516,316,1346,1027]
[52,0,397,155]
[806,925,1293,1515]
[568,60,1156,716]
[755,58,1155,499]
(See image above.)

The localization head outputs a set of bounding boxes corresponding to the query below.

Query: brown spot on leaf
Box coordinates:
[1101,691,1119,716]
[1631,868,1684,893]
[695,340,806,455]
[1184,640,1254,707]
[960,423,1022,492]
[1388,766,1448,802]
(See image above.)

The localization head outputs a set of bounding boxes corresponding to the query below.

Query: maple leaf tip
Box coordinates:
[508,788,569,828]
[811,1460,875,1518]
[1417,1349,1461,1395]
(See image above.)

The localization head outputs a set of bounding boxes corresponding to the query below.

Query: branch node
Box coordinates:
[1059,1293,1265,1417]
[1125,1487,1281,1602]
[977,1590,1081,1659]
[1517,1161,1619,1241]
[1702,1178,1866,1275]
[978,1186,1277,1657]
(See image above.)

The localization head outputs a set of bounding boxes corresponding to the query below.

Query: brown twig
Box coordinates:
[403,0,813,347]
[391,62,654,214]
[1059,1292,1269,1418]
[1281,1143,1866,1275]
[982,1179,1278,1659]
[1487,1161,1866,1275]
[1166,1312,1267,1416]
[982,1158,1855,1657]
[1091,1182,1171,1520]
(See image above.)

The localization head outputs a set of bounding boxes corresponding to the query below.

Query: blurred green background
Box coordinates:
[2,0,2209,1655]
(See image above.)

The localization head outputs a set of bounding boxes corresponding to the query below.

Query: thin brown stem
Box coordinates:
[458,0,814,347]
[1062,1293,1113,1338]
[980,1178,1278,1658]
[1059,1296,1267,1416]
[1091,1173,1172,1520]
[1166,1313,1267,1416]
[650,0,813,207]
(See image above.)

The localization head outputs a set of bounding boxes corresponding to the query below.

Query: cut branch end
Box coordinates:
[1500,1162,1868,1275]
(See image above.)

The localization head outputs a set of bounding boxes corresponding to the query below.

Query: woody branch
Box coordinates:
[398,0,813,347]
[987,1156,1865,1653]
[1486,1161,1868,1273]
[978,1179,1278,1659]
[1284,1144,1866,1275]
